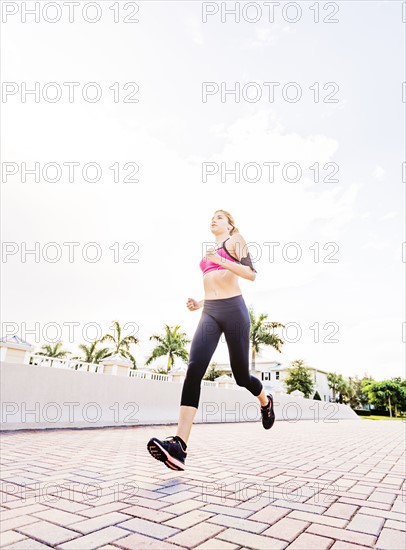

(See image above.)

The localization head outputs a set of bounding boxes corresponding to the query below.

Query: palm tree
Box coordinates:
[327,372,347,402]
[100,320,139,368]
[71,339,112,364]
[338,378,356,405]
[248,305,285,372]
[346,376,363,408]
[145,324,190,374]
[36,341,71,358]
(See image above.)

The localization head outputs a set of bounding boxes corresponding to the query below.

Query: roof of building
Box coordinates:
[100,353,132,366]
[0,335,32,346]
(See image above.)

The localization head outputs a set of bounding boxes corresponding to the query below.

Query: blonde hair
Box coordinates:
[215,209,239,236]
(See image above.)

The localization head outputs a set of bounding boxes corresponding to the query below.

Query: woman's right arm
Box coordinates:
[186,298,204,311]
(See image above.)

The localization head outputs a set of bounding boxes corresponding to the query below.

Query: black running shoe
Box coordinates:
[147,435,187,471]
[261,393,275,430]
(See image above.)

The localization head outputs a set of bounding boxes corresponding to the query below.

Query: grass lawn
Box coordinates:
[360,415,406,421]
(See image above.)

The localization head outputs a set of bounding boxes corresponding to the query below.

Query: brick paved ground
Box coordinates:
[0,419,405,549]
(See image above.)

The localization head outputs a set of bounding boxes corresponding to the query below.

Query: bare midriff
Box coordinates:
[202,269,242,300]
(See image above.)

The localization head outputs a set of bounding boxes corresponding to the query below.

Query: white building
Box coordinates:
[214,360,334,402]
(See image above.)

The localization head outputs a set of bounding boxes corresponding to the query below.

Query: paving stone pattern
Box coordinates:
[0,419,405,549]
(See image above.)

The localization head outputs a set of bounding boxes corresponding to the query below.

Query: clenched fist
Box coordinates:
[186,298,200,311]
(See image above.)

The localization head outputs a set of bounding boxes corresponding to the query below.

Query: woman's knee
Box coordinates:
[184,362,205,384]
[234,373,261,393]
[234,373,251,388]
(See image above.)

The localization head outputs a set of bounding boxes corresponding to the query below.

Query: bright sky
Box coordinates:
[1,1,405,380]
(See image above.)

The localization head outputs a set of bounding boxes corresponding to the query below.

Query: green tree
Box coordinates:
[313,391,322,400]
[203,362,226,381]
[248,305,285,372]
[146,324,190,374]
[344,374,373,409]
[338,379,356,405]
[363,379,406,417]
[343,377,358,407]
[284,359,315,398]
[346,375,374,409]
[37,341,71,358]
[72,339,112,364]
[391,378,406,415]
[100,320,139,368]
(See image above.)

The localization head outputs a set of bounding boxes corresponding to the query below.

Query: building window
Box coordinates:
[275,371,280,380]
[262,372,270,381]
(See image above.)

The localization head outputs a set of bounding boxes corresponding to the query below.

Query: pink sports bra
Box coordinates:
[199,238,241,276]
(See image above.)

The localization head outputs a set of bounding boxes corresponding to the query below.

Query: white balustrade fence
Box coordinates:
[27,353,235,387]
[29,354,102,374]
[129,370,171,382]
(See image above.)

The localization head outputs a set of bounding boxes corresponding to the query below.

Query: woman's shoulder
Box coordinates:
[227,232,248,249]
[226,233,248,259]
[228,233,246,243]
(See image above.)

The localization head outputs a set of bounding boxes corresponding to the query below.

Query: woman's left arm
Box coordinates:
[211,234,257,281]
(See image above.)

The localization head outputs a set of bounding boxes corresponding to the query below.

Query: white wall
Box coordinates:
[312,371,333,401]
[0,361,359,430]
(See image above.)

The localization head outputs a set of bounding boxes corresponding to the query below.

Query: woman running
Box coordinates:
[147,209,275,470]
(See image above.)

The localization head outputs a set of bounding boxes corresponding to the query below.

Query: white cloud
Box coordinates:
[184,17,204,46]
[372,165,385,179]
[242,25,281,49]
[380,211,397,221]
[361,241,390,250]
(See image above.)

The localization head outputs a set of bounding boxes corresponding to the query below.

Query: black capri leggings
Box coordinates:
[180,294,263,408]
